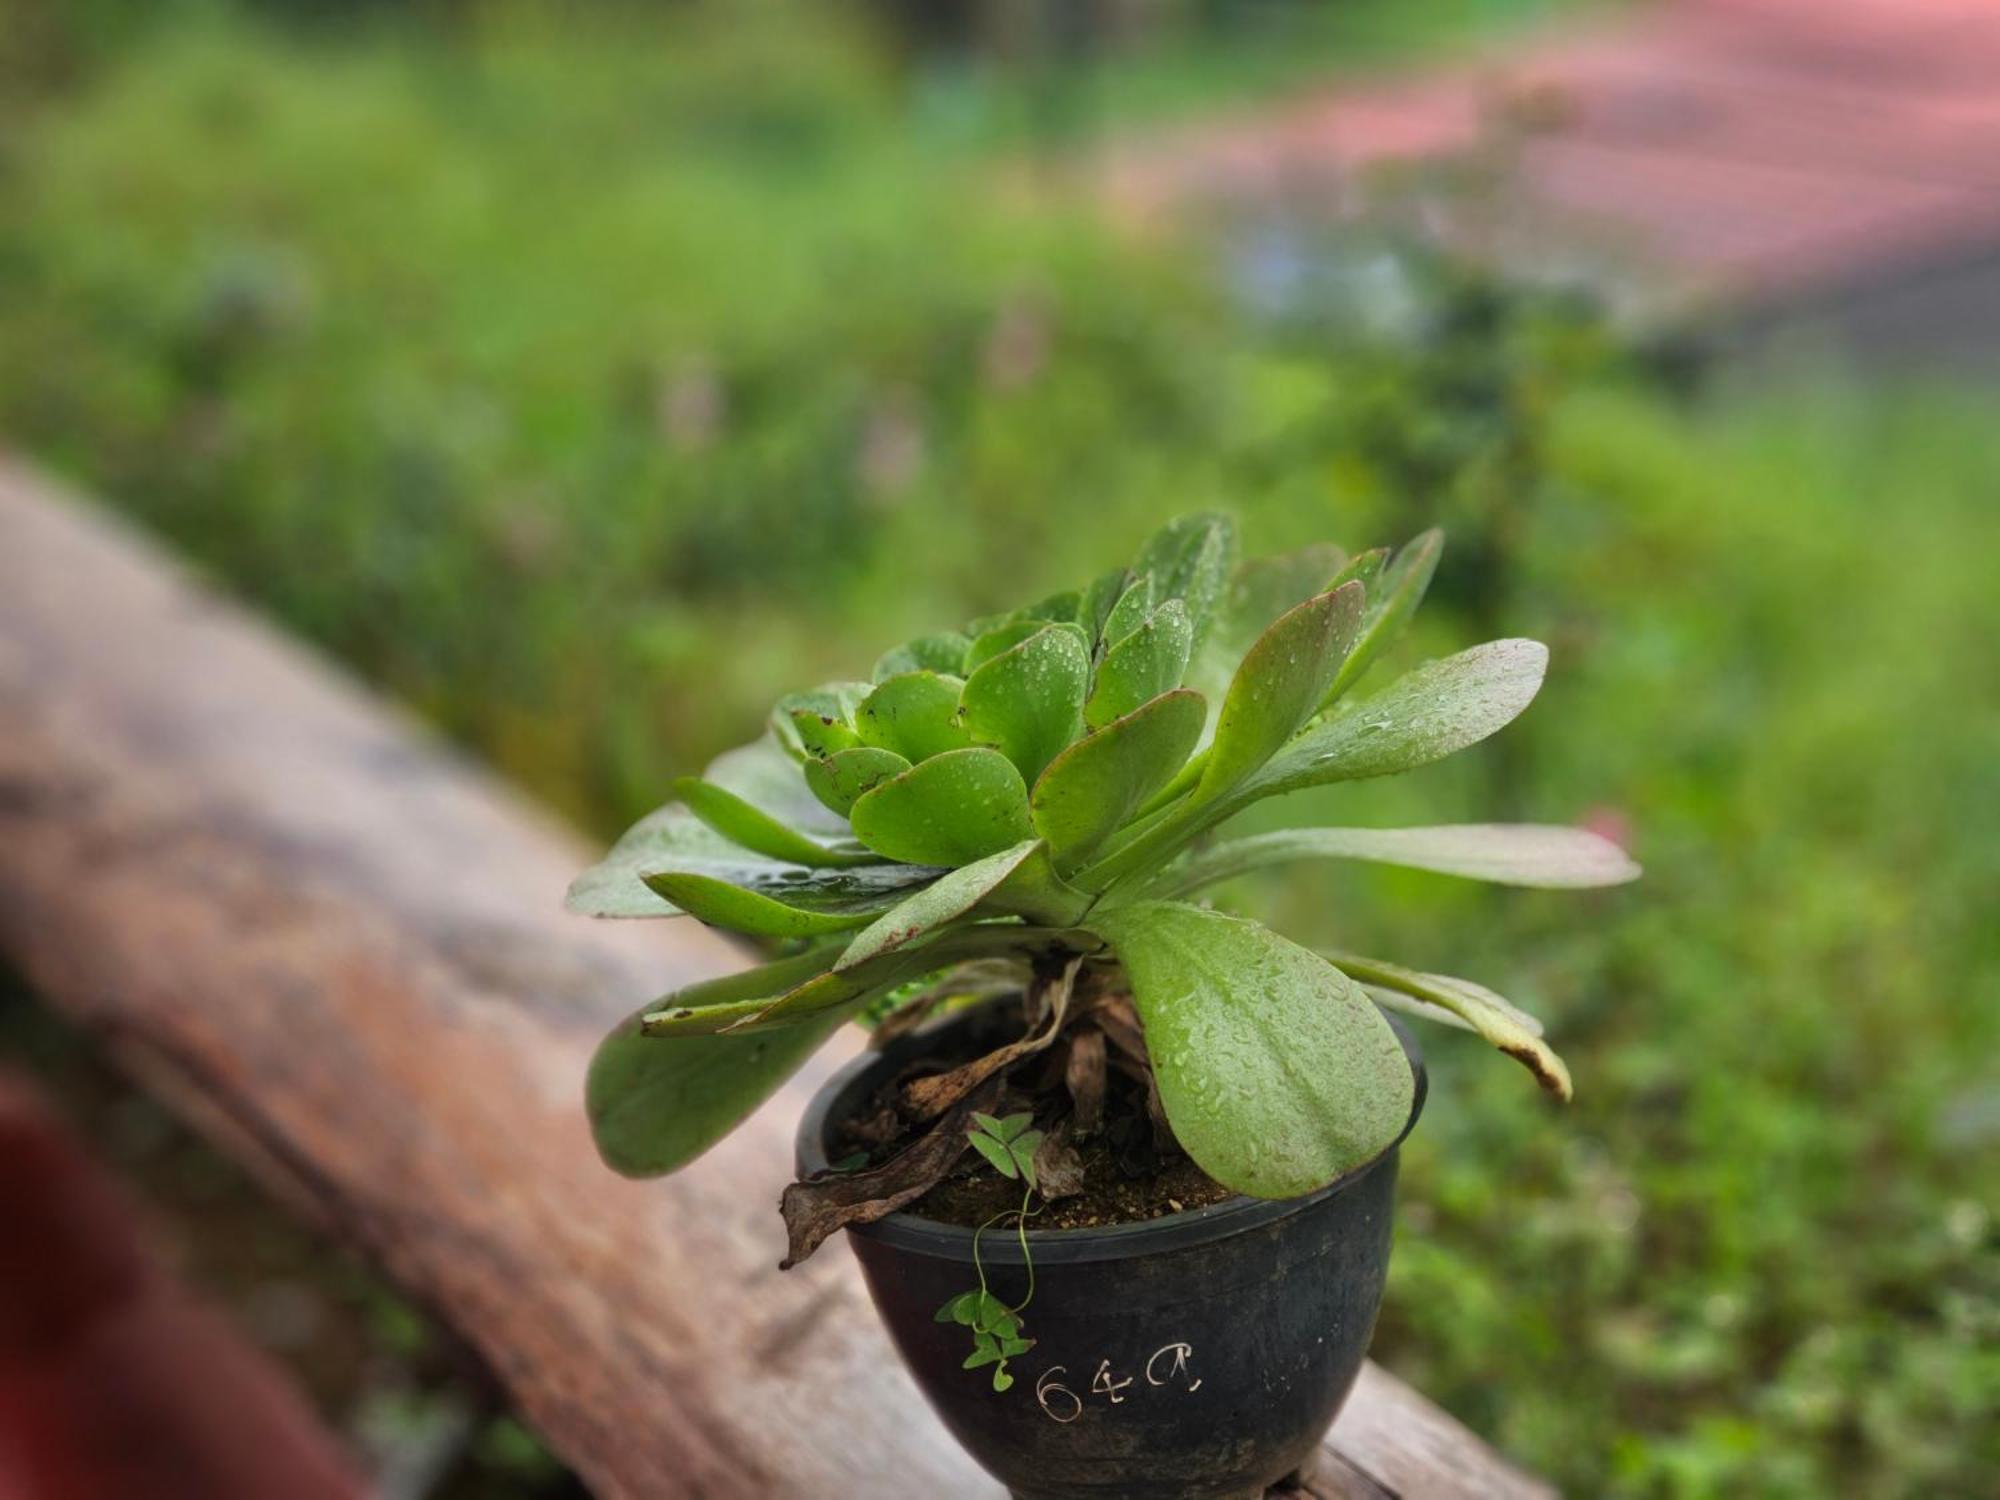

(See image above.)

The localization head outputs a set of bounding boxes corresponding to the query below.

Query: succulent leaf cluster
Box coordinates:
[575,515,1638,1202]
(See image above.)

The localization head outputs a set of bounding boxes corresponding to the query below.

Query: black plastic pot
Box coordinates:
[796,1003,1427,1500]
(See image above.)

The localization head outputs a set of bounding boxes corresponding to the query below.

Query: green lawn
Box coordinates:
[0,7,1992,1497]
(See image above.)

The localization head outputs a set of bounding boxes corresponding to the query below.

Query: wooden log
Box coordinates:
[0,461,1553,1499]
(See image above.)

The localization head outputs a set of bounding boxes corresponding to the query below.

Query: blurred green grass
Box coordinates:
[0,6,1993,1497]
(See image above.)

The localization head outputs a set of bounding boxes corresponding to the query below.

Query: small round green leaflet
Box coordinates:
[1031,688,1205,865]
[804,746,910,817]
[849,746,1035,867]
[1086,901,1414,1199]
[640,870,876,939]
[857,671,972,763]
[1085,599,1192,729]
[959,624,1091,785]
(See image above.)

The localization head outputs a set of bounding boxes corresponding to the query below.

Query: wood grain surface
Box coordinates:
[0,461,1552,1499]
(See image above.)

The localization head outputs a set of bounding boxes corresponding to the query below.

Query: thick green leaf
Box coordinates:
[1079,566,1131,648]
[570,738,917,918]
[1101,574,1155,656]
[1326,547,1388,595]
[965,619,1045,672]
[771,683,870,762]
[835,839,1041,972]
[856,671,972,763]
[634,946,841,1024]
[1031,688,1205,864]
[805,746,910,817]
[705,734,853,838]
[1319,529,1442,710]
[640,870,878,938]
[1185,542,1346,707]
[567,804,742,918]
[1197,581,1365,802]
[959,625,1091,785]
[1088,902,1414,1198]
[787,709,859,759]
[671,777,877,869]
[1017,588,1083,626]
[586,989,847,1177]
[1086,599,1193,728]
[1325,951,1572,1100]
[1153,822,1641,897]
[981,840,1094,926]
[643,945,912,1036]
[849,746,1036,867]
[1229,639,1549,809]
[873,632,973,682]
[1132,512,1236,643]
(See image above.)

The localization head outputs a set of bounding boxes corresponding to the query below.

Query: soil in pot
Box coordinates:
[829,992,1236,1232]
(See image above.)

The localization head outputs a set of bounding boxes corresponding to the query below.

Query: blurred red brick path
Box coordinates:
[1106,0,2000,305]
[0,1074,363,1500]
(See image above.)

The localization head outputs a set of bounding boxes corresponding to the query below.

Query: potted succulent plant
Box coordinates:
[574,515,1636,1499]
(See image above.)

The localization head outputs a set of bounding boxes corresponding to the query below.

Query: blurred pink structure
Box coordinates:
[1107,0,2000,322]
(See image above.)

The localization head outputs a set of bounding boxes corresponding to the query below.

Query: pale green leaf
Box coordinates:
[1031,688,1205,864]
[1197,581,1365,802]
[640,870,879,939]
[771,683,870,762]
[586,991,847,1177]
[873,632,973,682]
[1100,573,1154,646]
[849,747,1036,867]
[1320,529,1442,710]
[1087,902,1414,1198]
[835,839,1041,972]
[1132,512,1237,644]
[1230,639,1548,809]
[1324,951,1571,1100]
[1079,566,1131,648]
[1185,542,1346,708]
[671,776,878,869]
[804,746,910,817]
[787,708,860,759]
[569,739,929,918]
[959,625,1091,785]
[1153,822,1640,897]
[1085,599,1193,728]
[856,671,972,763]
[964,620,1045,673]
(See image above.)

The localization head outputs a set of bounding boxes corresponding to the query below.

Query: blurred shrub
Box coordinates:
[0,6,1992,1498]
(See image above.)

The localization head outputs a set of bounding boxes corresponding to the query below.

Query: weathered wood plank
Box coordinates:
[0,460,1552,1499]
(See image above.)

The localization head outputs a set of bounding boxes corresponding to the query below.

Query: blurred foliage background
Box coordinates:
[0,2,1993,1498]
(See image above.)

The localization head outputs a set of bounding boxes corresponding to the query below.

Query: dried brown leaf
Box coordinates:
[1064,1028,1107,1136]
[779,1077,1003,1268]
